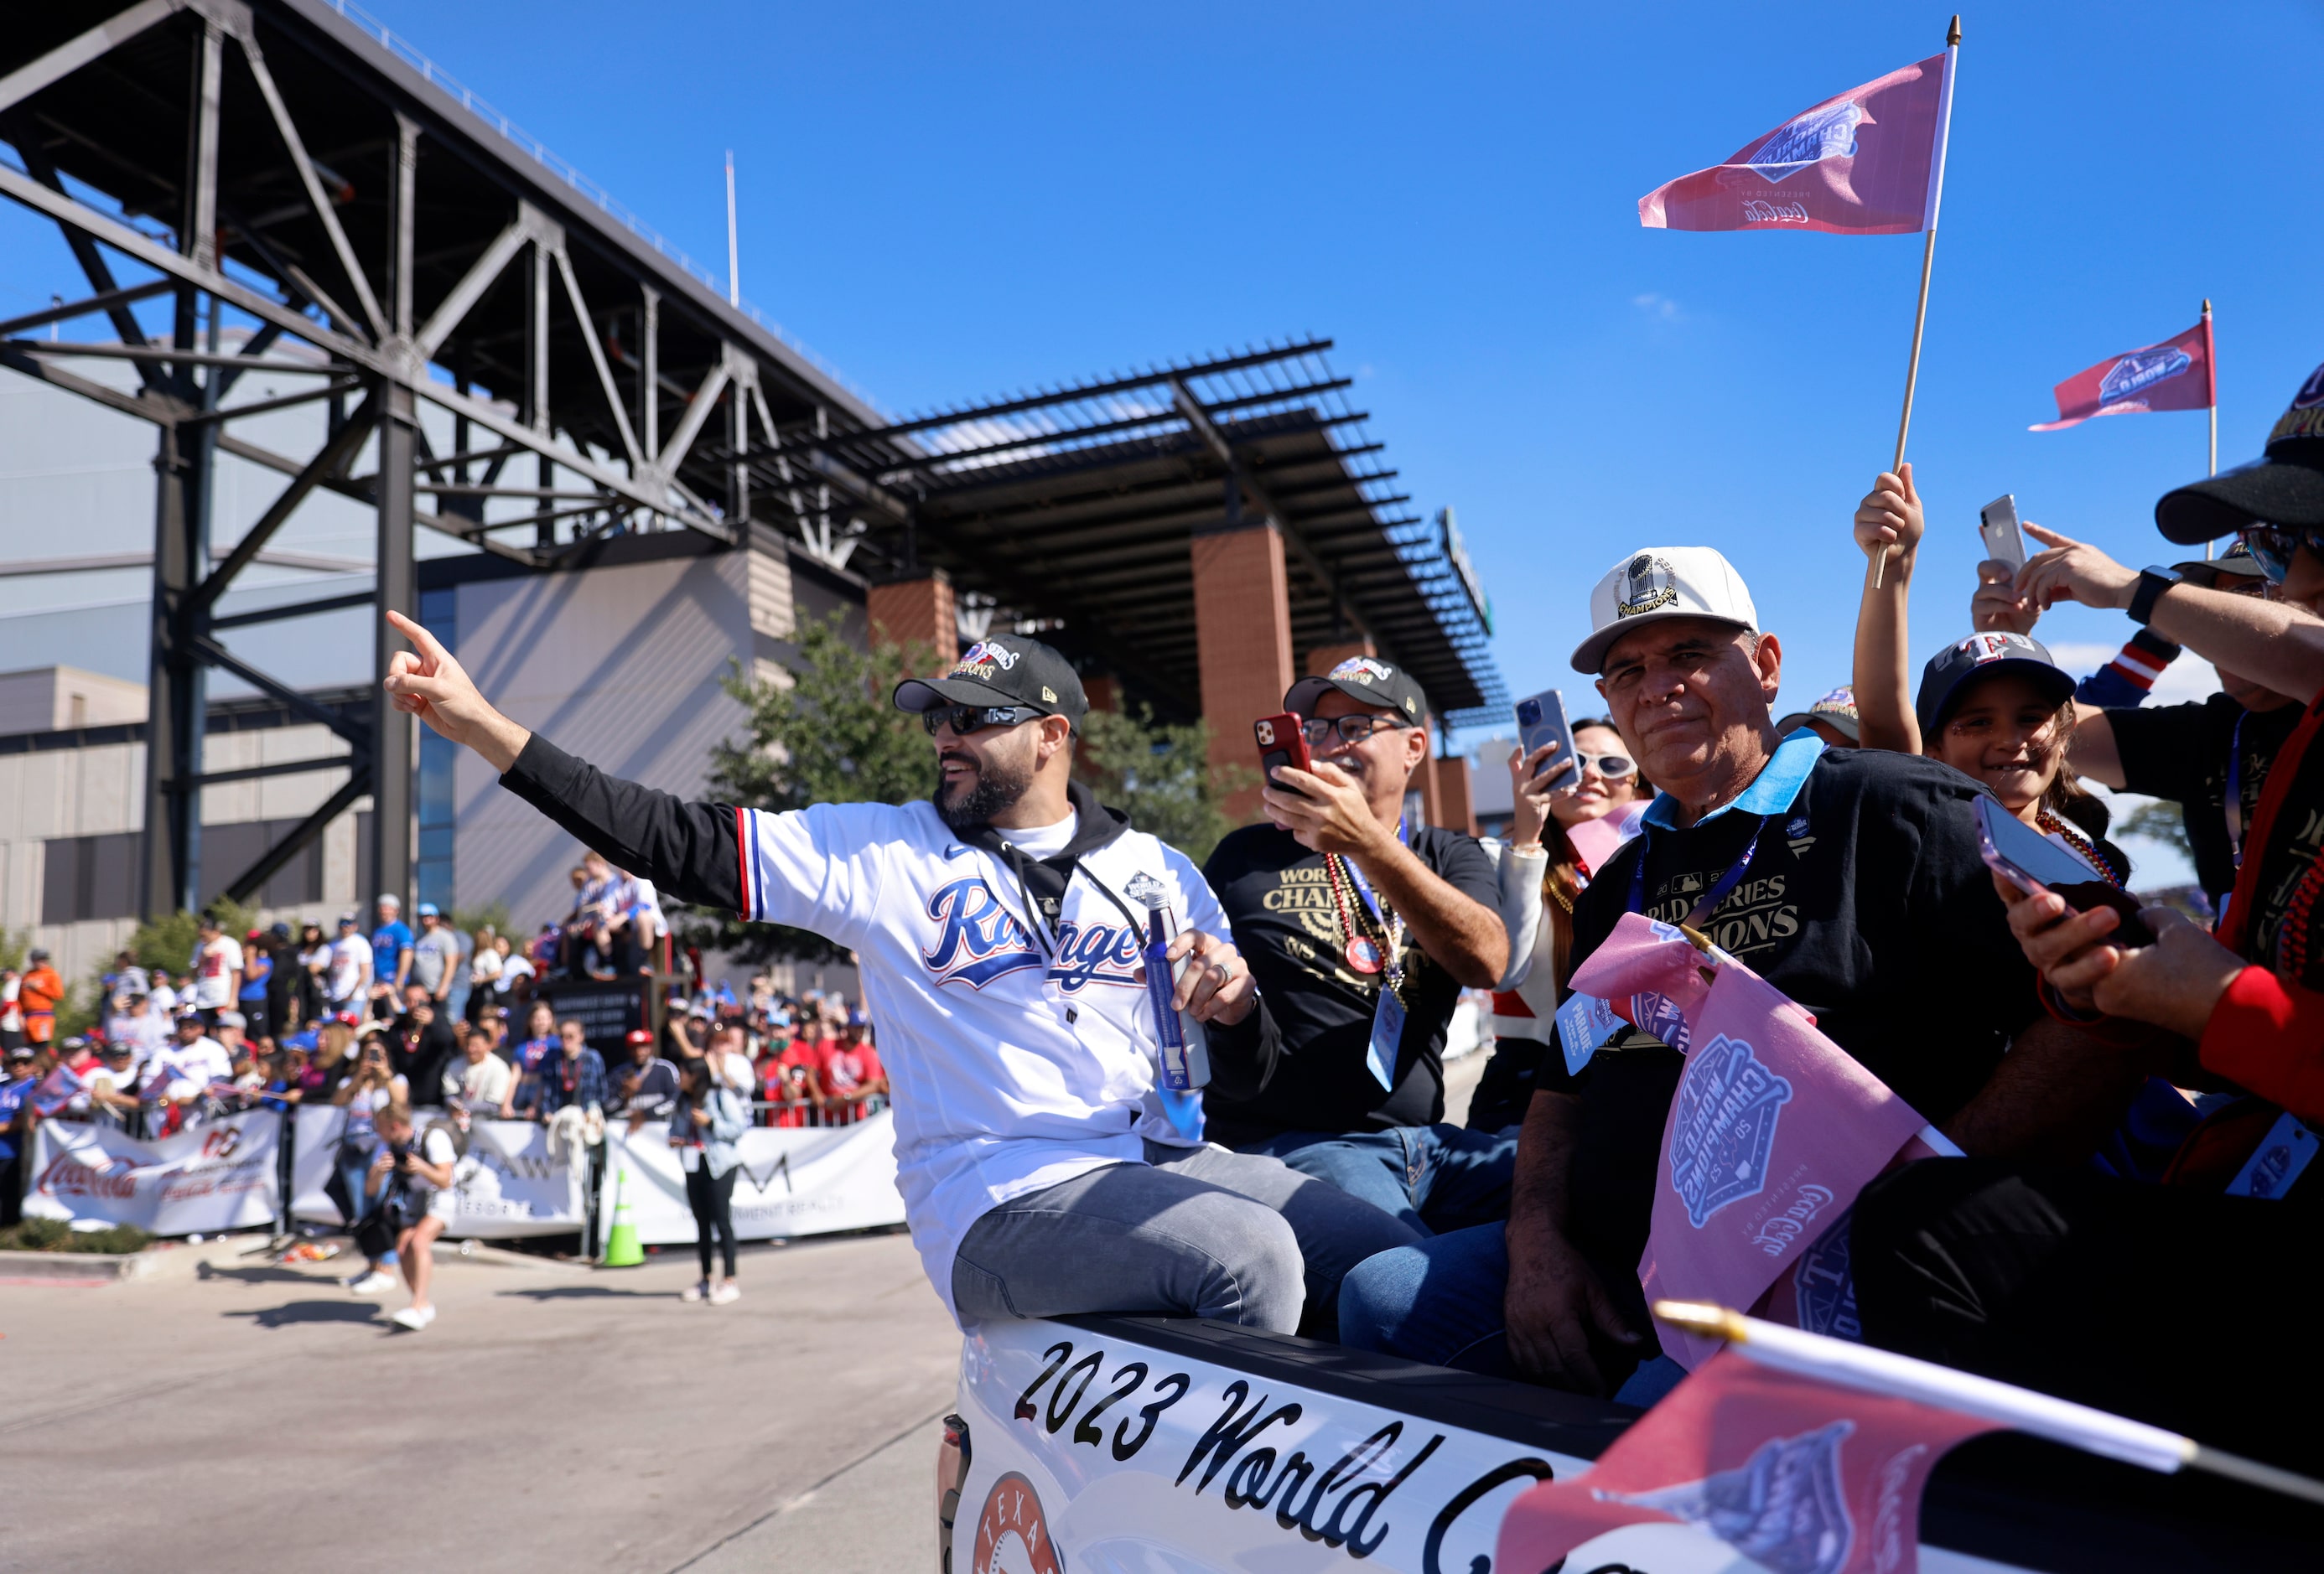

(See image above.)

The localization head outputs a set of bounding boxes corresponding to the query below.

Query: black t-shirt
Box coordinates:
[1202,822,1498,1146]
[1548,748,2043,1287]
[2109,693,2302,906]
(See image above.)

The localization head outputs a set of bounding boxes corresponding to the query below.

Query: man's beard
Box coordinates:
[934,752,1033,831]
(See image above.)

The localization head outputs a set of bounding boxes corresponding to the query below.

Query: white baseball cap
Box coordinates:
[1570,546,1761,674]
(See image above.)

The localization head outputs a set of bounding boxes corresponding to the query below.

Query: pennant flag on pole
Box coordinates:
[1496,1345,2002,1574]
[1639,51,1954,235]
[2031,316,2217,431]
[1568,915,1932,1368]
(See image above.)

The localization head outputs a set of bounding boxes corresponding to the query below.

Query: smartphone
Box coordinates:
[1974,797,2151,947]
[1254,712,1313,793]
[1512,688,1579,785]
[1979,494,2027,570]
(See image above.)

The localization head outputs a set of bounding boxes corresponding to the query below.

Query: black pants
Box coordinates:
[1855,1157,2321,1474]
[685,1161,739,1279]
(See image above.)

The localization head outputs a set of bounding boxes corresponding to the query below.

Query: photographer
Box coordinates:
[333,1031,407,1294]
[368,1102,459,1332]
[672,1055,750,1306]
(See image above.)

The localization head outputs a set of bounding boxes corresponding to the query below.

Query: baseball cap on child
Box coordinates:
[1570,546,1761,673]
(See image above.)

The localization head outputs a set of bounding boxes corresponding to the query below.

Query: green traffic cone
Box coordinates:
[601,1164,645,1267]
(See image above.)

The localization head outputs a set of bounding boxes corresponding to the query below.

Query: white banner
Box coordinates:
[288,1108,586,1240]
[23,1112,281,1237]
[605,1111,905,1246]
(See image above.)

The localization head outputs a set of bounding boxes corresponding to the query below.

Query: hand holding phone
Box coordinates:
[1254,712,1314,795]
[1513,689,1578,788]
[1974,797,2152,948]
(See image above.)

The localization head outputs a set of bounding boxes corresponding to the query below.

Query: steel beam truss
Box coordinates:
[0,0,889,918]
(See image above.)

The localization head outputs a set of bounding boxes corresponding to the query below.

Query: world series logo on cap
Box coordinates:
[1617,553,1678,618]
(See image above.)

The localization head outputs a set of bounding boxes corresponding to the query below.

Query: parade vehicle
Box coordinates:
[936,1315,2324,1574]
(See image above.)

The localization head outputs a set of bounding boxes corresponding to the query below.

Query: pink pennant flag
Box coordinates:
[1566,913,1721,1054]
[1496,1348,2001,1574]
[2030,318,2216,430]
[1640,51,1953,235]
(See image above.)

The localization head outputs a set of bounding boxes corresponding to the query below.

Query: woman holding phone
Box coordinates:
[1850,464,2129,884]
[1466,719,1650,1135]
[672,1054,750,1305]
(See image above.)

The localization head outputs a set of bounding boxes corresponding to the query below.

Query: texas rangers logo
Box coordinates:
[1746,100,1863,184]
[1668,1033,1794,1228]
[1616,553,1678,619]
[2098,346,2191,407]
[972,1471,1065,1574]
[1958,630,2035,665]
[921,878,1141,993]
[952,639,1021,680]
[1597,1421,1855,1574]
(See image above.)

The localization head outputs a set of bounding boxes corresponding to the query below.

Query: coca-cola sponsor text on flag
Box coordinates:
[2031,318,2216,431]
[1639,51,1953,236]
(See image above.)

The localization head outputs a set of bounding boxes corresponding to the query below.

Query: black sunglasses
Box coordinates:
[1299,714,1417,747]
[921,703,1045,737]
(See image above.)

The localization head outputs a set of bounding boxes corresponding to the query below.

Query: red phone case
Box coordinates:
[1254,712,1312,790]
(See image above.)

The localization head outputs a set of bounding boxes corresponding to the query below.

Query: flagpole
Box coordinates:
[1875,15,1961,588]
[2203,297,2218,558]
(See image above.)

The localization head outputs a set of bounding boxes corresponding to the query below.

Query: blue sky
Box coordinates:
[7,1,2320,873]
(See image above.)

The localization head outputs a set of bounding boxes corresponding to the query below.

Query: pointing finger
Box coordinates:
[386,608,449,665]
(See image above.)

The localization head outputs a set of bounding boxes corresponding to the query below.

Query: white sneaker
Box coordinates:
[346,1270,397,1294]
[708,1281,741,1307]
[390,1304,437,1331]
[681,1280,708,1303]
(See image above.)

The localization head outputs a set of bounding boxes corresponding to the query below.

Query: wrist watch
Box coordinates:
[2128,565,2182,626]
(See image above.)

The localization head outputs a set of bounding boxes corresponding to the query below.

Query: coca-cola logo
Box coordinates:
[35,1150,137,1200]
[1741,198,1811,225]
[200,1126,242,1161]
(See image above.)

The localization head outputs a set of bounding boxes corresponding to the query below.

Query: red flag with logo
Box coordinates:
[1496,1349,2002,1574]
[1640,52,1953,235]
[2030,318,2216,431]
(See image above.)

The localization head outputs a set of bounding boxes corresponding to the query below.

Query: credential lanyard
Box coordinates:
[1336,817,1408,925]
[2225,710,2250,870]
[1627,815,1769,929]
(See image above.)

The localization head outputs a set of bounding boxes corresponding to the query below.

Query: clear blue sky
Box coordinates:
[8,2,2321,744]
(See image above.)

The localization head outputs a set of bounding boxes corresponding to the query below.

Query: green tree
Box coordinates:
[1076,705,1253,867]
[2116,798,2194,866]
[0,927,26,973]
[677,614,937,964]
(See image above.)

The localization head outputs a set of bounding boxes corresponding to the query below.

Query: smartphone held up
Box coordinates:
[1254,712,1313,795]
[1512,688,1578,786]
[1979,493,2028,571]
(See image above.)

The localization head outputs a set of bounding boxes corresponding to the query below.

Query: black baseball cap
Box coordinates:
[1284,655,1429,724]
[892,634,1088,726]
[2155,360,2324,543]
[1915,632,2076,736]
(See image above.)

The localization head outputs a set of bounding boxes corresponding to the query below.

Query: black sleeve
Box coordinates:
[1201,997,1284,1103]
[2106,701,2215,803]
[498,733,746,914]
[1901,779,2041,1035]
[1420,829,1501,906]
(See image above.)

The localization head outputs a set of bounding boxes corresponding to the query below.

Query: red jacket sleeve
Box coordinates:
[2198,966,2324,1125]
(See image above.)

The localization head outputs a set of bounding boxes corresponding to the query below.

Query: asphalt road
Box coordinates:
[0,1229,959,1574]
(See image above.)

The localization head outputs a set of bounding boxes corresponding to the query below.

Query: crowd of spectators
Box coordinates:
[1,871,886,1228]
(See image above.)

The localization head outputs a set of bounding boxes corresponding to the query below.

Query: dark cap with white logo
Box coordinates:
[1284,655,1429,723]
[1914,631,2075,737]
[892,634,1088,726]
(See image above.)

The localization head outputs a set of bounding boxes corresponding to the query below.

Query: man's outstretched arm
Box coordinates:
[384,612,747,914]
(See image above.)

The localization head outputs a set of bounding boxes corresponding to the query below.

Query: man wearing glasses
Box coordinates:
[380,619,1414,1338]
[1201,659,1516,1235]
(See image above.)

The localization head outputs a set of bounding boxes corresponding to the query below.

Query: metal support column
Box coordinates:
[529,241,552,547]
[140,18,222,918]
[370,114,420,909]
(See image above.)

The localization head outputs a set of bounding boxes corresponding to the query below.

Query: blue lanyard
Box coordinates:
[1627,815,1770,929]
[1336,818,1407,924]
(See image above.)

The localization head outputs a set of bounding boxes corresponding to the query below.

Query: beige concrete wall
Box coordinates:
[451,547,769,937]
[0,666,148,733]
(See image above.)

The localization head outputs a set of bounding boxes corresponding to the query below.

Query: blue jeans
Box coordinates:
[1237,1125,1516,1238]
[1336,1221,1685,1406]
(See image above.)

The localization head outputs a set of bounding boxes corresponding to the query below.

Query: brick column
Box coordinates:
[1414,750,1445,828]
[1082,675,1119,715]
[867,571,957,666]
[1191,525,1294,821]
[1435,750,1477,836]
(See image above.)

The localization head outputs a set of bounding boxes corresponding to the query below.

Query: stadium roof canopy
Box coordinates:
[789,341,1506,726]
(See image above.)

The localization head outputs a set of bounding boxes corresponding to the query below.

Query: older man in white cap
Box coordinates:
[1337,545,2142,1398]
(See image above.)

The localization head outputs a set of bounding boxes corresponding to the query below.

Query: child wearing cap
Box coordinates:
[1850,466,2128,883]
